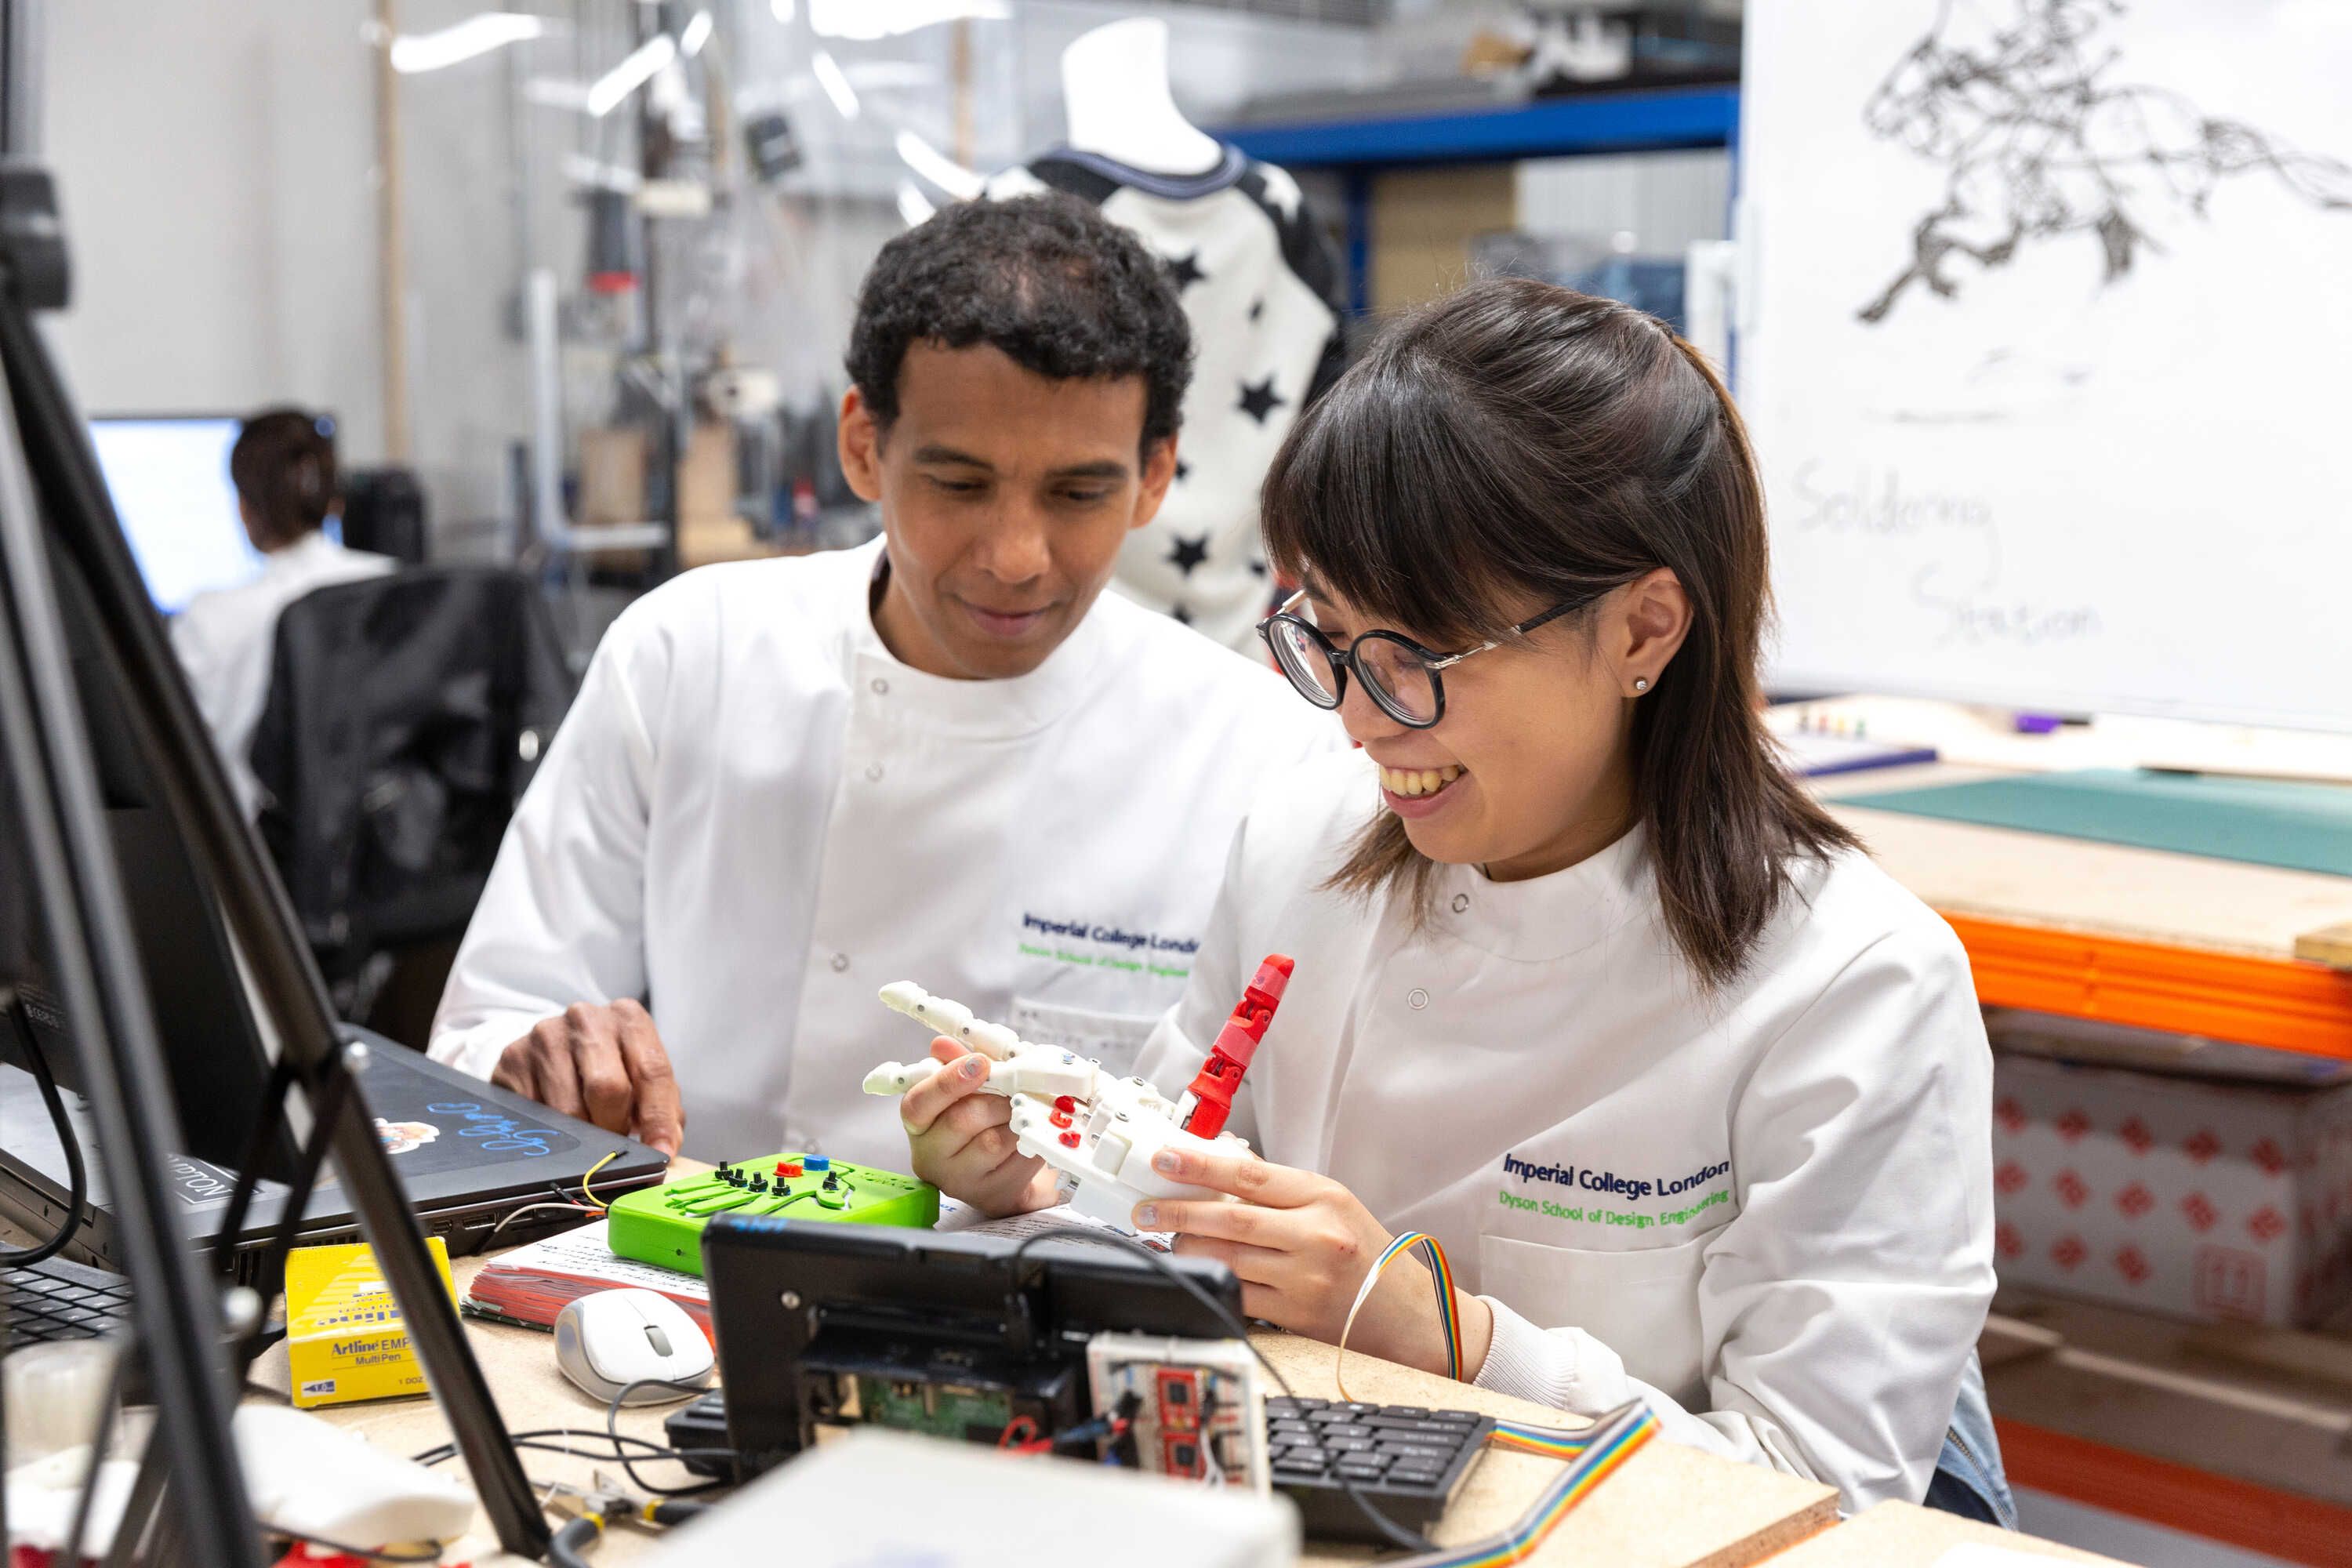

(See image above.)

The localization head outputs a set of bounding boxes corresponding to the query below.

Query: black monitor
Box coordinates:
[702,1216,1245,1474]
[0,532,295,1181]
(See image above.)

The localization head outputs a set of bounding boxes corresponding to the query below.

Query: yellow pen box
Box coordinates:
[284,1237,457,1409]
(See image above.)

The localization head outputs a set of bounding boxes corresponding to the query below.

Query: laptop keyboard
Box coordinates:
[0,1256,133,1343]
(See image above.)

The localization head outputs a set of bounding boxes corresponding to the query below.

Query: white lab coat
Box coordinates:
[1135,750,1995,1513]
[168,531,394,816]
[430,539,1339,1166]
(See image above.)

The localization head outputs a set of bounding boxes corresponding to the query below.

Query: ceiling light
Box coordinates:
[389,11,548,74]
[811,50,859,119]
[898,182,936,227]
[811,0,1007,43]
[586,34,677,117]
[679,10,713,56]
[895,129,983,201]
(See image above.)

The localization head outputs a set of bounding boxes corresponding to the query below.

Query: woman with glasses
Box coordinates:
[898,280,2006,1522]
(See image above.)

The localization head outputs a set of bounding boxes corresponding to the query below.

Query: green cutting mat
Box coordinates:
[1838,768,2352,878]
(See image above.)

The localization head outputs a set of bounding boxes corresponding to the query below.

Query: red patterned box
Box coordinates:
[1991,1053,2352,1325]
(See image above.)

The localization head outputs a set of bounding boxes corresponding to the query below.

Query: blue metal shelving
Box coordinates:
[1214,85,1740,314]
[1218,84,1738,169]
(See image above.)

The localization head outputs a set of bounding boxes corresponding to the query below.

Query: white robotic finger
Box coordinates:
[878,982,1022,1061]
[997,1051,1102,1103]
[861,1058,1025,1102]
[862,1060,945,1096]
[963,1020,1022,1060]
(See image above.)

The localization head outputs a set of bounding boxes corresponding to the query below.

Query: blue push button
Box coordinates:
[802,1155,831,1171]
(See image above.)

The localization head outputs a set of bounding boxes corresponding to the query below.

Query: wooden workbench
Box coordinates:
[1815,762,2352,1058]
[1765,1501,2117,1565]
[237,1231,2140,1568]
[251,1248,1839,1568]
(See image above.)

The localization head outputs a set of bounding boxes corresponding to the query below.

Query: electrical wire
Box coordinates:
[0,997,85,1268]
[579,1150,622,1210]
[606,1380,733,1497]
[406,1427,737,1470]
[1385,1400,1661,1568]
[484,1200,605,1242]
[546,1494,710,1568]
[416,1439,744,1472]
[1337,1230,1462,1397]
[548,1515,603,1568]
[1327,1228,1664,1562]
[1006,1226,1433,1555]
[1489,1420,1602,1461]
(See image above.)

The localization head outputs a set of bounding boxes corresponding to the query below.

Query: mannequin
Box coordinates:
[1000,17,1347,652]
[1060,18,1223,178]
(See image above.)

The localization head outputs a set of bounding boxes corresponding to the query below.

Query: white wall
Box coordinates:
[45,0,384,455]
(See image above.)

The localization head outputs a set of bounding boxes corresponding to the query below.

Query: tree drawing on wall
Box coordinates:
[1857,0,2352,324]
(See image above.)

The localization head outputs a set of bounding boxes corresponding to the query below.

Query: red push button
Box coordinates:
[1058,1131,1082,1149]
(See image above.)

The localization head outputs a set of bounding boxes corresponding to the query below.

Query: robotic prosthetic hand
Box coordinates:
[862,983,1101,1102]
[864,969,1290,1228]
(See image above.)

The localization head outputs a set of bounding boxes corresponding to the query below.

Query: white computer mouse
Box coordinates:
[554,1289,713,1406]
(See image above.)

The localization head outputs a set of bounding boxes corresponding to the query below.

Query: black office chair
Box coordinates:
[248,567,574,1037]
[339,466,430,565]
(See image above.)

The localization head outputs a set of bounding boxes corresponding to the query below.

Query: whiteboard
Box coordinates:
[1737,0,2352,732]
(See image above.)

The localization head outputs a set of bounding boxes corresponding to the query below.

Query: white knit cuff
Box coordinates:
[1472,1295,1568,1404]
[1471,1295,1631,1416]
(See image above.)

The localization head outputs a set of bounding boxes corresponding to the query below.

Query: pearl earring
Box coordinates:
[1632,677,1650,694]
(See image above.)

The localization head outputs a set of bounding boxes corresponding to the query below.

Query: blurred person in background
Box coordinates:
[169,408,393,815]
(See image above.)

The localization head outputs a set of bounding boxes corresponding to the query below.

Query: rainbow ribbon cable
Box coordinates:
[1335,1230,1657,1562]
[1488,1419,1599,1462]
[1397,1399,1661,1568]
[1337,1231,1463,1396]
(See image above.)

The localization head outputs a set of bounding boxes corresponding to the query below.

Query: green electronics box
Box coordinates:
[606,1154,939,1278]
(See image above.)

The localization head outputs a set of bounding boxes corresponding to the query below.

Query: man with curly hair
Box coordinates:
[430,196,1334,1165]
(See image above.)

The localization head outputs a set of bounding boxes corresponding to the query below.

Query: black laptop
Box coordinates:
[0,762,663,1285]
[0,1027,665,1283]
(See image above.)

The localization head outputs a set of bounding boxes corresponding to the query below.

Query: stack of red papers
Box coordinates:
[463,1219,710,1337]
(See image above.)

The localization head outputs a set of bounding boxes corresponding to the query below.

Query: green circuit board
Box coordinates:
[605,1153,938,1278]
[852,1377,1014,1443]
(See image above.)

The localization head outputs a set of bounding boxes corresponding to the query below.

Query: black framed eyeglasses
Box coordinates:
[1255,589,1594,729]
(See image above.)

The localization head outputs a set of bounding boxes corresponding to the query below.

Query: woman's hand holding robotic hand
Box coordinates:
[898,1037,1059,1218]
[1137,1145,1494,1381]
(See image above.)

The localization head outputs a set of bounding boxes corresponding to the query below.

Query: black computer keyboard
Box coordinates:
[1264,1396,1493,1543]
[0,1255,133,1343]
